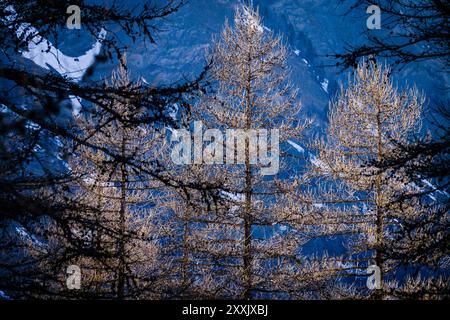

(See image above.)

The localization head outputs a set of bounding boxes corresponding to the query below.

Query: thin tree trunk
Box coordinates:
[375,108,384,298]
[182,203,191,288]
[243,50,253,299]
[117,135,127,299]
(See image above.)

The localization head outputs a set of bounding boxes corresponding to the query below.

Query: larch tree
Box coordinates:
[311,59,425,298]
[175,5,314,299]
[153,164,226,298]
[64,60,169,299]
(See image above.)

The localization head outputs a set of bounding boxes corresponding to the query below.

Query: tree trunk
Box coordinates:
[117,135,127,299]
[182,202,191,288]
[374,108,384,298]
[243,50,253,299]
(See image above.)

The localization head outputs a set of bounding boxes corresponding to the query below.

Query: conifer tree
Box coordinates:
[311,60,426,298]
[174,5,312,299]
[65,61,168,298]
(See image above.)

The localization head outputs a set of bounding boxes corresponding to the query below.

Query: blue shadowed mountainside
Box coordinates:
[1,0,448,300]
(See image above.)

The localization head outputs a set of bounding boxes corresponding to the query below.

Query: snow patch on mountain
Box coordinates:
[0,290,10,300]
[321,79,329,93]
[6,5,106,82]
[20,28,106,82]
[287,140,305,154]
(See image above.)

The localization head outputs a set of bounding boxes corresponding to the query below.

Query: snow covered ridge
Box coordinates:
[4,5,106,115]
[19,26,106,82]
[4,5,106,82]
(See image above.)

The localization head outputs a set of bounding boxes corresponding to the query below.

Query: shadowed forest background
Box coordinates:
[0,0,448,299]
